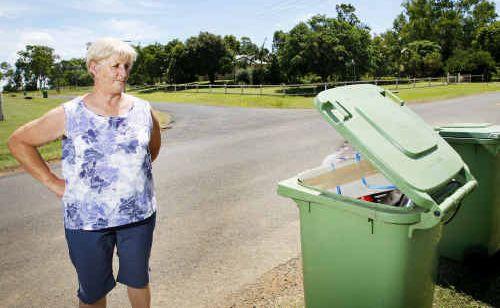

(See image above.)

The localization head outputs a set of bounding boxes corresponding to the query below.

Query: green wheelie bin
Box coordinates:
[277,84,477,308]
[436,123,500,261]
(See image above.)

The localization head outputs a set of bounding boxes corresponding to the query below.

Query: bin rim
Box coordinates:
[435,123,500,141]
[277,177,423,225]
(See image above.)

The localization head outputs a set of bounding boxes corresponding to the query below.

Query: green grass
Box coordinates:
[132,82,500,108]
[395,82,500,103]
[0,95,66,171]
[134,91,313,108]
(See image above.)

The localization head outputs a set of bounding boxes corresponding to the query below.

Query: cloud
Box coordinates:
[0,27,97,63]
[105,18,164,41]
[67,0,174,15]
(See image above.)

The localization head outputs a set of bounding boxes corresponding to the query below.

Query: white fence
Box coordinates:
[131,74,486,96]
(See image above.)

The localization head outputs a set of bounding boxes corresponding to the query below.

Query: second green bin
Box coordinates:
[437,123,500,261]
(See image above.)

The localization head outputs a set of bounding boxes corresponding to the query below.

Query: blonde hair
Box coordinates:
[86,38,137,71]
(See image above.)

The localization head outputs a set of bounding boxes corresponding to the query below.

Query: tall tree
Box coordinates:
[15,45,57,90]
[475,21,500,62]
[276,8,371,82]
[186,32,231,83]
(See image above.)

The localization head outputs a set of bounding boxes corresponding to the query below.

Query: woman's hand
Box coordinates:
[47,177,66,199]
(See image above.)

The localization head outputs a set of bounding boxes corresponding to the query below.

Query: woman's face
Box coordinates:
[91,54,131,94]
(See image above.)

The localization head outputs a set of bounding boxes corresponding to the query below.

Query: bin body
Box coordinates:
[296,198,440,308]
[438,124,500,261]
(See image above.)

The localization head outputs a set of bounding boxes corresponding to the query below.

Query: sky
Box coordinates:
[1,0,499,64]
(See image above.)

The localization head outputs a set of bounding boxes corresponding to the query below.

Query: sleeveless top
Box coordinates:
[61,95,156,230]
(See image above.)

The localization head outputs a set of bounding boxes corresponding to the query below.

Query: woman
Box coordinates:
[8,38,161,308]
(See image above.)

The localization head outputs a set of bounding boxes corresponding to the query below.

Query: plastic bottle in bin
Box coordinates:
[322,145,412,207]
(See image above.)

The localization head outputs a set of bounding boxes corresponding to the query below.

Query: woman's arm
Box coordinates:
[7,106,66,198]
[149,110,162,162]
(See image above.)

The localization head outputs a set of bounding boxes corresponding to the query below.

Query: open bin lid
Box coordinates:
[435,123,500,140]
[314,84,469,210]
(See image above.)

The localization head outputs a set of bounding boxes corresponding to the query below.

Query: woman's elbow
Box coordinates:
[7,131,23,153]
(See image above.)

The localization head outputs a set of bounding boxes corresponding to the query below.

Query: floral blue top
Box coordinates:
[61,95,156,230]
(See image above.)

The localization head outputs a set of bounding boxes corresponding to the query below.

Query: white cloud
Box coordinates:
[105,18,163,41]
[67,0,173,15]
[0,27,97,64]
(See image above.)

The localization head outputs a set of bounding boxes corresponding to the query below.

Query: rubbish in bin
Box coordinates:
[357,189,412,207]
[277,84,477,308]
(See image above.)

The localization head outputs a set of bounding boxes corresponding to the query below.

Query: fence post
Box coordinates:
[196,84,199,93]
[324,83,327,91]
[260,84,263,96]
[458,73,461,84]
[240,84,243,95]
[395,78,399,89]
[428,77,431,87]
[281,83,285,96]
[482,74,484,83]
[224,84,227,94]
[174,84,177,92]
[0,91,4,121]
[210,84,212,93]
[413,78,416,88]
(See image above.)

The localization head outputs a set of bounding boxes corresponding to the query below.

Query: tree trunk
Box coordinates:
[0,92,4,121]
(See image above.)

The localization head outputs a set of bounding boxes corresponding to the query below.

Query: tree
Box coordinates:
[275,10,371,82]
[15,45,57,90]
[238,37,260,68]
[0,62,14,86]
[0,62,10,121]
[51,58,92,90]
[475,21,500,62]
[336,3,360,26]
[165,39,194,83]
[401,40,442,76]
[445,49,496,77]
[395,0,497,65]
[186,32,231,83]
[371,33,401,77]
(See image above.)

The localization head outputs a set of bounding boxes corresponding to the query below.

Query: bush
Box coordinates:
[446,49,496,77]
[299,73,322,84]
[236,69,251,84]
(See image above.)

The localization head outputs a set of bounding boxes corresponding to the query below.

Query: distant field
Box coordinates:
[133,82,500,108]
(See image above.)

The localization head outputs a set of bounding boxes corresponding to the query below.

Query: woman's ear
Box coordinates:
[89,61,98,78]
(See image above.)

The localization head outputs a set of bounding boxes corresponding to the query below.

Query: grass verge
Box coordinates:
[0,94,170,172]
[0,95,65,171]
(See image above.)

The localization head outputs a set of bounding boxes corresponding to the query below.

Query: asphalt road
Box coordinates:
[0,92,499,307]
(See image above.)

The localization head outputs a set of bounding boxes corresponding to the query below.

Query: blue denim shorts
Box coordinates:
[65,212,156,304]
